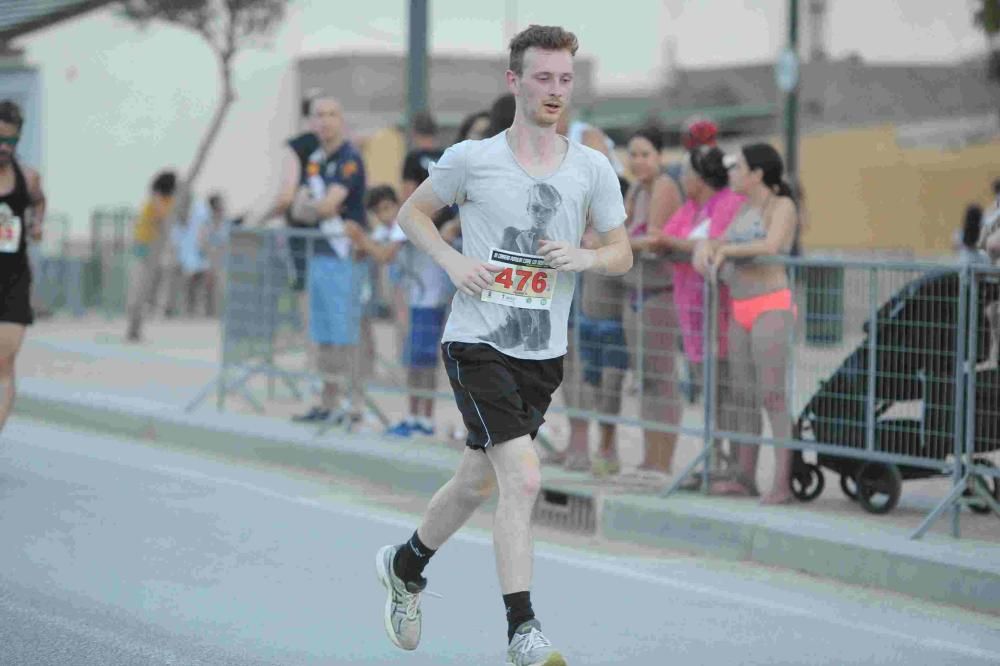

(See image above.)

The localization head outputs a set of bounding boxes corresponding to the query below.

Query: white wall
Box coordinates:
[16,5,310,238]
[12,0,662,238]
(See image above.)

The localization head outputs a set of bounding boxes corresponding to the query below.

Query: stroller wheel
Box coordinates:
[840,474,859,501]
[791,463,825,502]
[963,459,1000,515]
[856,463,902,515]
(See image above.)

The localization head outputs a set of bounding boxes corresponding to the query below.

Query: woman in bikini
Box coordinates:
[693,143,799,505]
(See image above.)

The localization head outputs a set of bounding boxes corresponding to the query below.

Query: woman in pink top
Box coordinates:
[657,146,743,375]
[652,146,743,484]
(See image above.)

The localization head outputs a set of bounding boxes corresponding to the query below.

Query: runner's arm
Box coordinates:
[397,179,499,295]
[590,225,633,275]
[540,225,631,276]
[25,167,45,240]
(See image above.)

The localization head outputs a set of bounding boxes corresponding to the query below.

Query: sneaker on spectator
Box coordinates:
[386,421,416,438]
[333,409,362,426]
[413,421,435,437]
[292,406,332,423]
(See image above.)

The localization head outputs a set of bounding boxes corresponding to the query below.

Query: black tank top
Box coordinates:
[0,158,31,273]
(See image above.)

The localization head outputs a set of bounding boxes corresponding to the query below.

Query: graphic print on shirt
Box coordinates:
[484,182,562,352]
[0,202,23,254]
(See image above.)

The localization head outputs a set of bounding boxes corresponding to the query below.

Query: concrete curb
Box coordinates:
[17,385,1000,616]
[601,495,1000,615]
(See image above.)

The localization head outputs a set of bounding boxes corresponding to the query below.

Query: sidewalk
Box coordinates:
[14,313,1000,614]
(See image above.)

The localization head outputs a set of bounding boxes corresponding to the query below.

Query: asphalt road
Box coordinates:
[2,419,999,665]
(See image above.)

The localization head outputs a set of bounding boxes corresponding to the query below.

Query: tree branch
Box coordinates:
[118,0,288,214]
[184,38,236,189]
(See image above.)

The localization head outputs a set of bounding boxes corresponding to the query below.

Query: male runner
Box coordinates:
[375,26,632,666]
[0,100,45,433]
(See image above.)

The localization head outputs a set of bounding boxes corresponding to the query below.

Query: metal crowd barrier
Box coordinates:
[663,255,1000,540]
[29,212,82,316]
[199,226,1000,538]
[89,206,133,317]
[27,206,133,318]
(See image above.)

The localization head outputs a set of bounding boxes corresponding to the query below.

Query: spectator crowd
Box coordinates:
[123,92,1000,504]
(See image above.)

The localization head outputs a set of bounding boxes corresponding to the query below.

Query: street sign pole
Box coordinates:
[781,0,801,187]
[407,0,429,139]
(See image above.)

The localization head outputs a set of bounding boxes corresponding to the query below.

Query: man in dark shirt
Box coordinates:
[284,96,368,424]
[401,112,442,202]
[384,112,451,438]
[270,93,320,292]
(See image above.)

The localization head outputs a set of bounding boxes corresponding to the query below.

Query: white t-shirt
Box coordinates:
[175,199,210,275]
[430,131,626,360]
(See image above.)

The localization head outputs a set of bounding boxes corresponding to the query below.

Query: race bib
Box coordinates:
[0,204,22,254]
[481,248,557,311]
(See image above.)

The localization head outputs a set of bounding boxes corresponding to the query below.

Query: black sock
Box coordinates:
[393,530,436,586]
[503,591,535,643]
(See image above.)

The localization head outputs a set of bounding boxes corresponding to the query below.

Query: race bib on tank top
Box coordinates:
[0,203,22,254]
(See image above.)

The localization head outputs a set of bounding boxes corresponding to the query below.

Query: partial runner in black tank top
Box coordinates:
[0,158,34,325]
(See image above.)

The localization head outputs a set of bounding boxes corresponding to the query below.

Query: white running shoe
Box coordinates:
[375,545,424,651]
[506,619,567,666]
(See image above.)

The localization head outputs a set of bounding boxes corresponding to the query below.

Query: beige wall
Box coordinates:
[360,127,406,196]
[285,114,1000,255]
[797,126,1000,253]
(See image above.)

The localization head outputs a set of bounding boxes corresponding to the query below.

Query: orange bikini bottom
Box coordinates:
[731,288,796,332]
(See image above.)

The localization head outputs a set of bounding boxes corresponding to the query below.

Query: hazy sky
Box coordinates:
[21,1,987,94]
[11,0,989,234]
[291,0,986,90]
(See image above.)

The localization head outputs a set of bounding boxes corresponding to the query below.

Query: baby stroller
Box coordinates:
[791,269,1000,514]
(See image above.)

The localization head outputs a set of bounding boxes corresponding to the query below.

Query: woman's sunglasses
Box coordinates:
[0,136,19,147]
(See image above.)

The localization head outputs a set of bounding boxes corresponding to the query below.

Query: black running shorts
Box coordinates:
[442,341,563,450]
[0,269,33,326]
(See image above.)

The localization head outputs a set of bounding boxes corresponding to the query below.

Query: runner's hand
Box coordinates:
[538,240,596,273]
[443,254,502,296]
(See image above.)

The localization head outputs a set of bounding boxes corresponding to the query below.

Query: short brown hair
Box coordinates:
[0,100,23,131]
[410,110,437,136]
[508,25,579,76]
